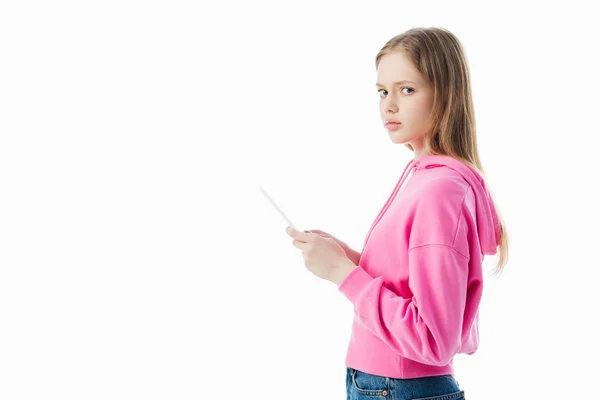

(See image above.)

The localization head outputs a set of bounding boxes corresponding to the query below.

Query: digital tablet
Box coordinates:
[258,185,299,231]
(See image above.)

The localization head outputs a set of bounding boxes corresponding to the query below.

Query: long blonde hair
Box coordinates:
[376,27,509,276]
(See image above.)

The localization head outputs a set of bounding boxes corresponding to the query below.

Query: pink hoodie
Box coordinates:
[338,154,501,379]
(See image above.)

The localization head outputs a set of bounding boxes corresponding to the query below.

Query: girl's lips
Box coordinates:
[386,122,401,131]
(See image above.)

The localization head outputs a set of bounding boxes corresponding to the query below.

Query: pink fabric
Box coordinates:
[338,154,500,379]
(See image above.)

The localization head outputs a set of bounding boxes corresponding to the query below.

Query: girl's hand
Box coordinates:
[286,226,351,283]
[304,229,361,265]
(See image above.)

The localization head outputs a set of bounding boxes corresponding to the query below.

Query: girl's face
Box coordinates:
[376,51,434,158]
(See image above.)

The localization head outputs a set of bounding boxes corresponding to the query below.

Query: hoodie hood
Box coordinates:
[410,154,501,255]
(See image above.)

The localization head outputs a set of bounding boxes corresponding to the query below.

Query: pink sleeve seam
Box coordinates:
[408,243,469,260]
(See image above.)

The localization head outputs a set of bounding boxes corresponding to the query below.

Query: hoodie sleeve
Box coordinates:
[338,187,471,366]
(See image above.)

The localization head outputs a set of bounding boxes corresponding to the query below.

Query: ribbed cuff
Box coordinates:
[337,265,373,304]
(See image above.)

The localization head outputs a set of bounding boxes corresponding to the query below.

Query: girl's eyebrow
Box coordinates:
[376,80,417,87]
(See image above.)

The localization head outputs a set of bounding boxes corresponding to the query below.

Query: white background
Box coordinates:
[1,1,599,399]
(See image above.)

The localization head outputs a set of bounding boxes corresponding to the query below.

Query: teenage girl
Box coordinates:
[286,26,509,400]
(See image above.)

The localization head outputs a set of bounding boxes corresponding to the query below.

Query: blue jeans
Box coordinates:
[346,367,465,400]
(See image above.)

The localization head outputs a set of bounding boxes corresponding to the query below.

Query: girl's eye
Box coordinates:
[378,87,414,97]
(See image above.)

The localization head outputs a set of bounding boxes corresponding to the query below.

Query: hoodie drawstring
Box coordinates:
[362,159,418,250]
